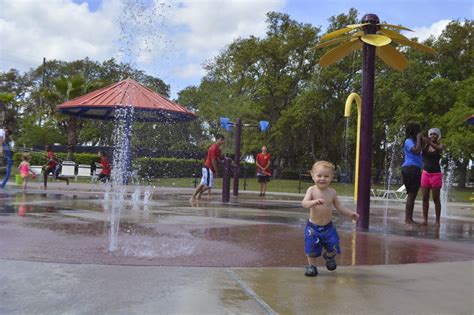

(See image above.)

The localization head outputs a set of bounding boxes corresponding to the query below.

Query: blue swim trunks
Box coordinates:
[304,221,341,257]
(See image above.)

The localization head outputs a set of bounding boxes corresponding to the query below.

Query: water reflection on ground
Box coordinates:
[0,190,472,267]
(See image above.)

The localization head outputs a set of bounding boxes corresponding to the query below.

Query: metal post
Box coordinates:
[40,57,45,108]
[232,118,241,196]
[243,164,247,191]
[298,173,302,194]
[0,142,12,189]
[222,157,232,203]
[357,14,378,230]
[194,155,198,188]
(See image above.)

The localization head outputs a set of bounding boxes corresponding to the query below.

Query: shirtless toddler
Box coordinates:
[302,161,359,276]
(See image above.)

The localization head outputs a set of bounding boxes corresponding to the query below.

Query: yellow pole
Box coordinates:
[344,92,361,203]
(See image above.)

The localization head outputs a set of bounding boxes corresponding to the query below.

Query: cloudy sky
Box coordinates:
[1,0,472,98]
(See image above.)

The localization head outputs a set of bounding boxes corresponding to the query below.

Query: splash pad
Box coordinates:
[1,185,472,267]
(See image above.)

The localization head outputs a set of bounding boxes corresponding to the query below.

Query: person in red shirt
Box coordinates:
[256,145,271,197]
[43,144,69,189]
[97,150,111,183]
[191,134,225,200]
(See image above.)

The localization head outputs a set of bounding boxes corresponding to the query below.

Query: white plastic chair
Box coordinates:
[60,161,76,179]
[76,164,91,182]
[375,185,407,200]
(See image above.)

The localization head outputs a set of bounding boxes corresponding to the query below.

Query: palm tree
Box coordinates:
[53,74,92,160]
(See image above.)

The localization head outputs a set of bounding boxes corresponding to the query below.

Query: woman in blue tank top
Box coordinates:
[401,122,423,226]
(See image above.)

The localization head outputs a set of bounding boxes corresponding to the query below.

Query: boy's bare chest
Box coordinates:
[311,191,334,206]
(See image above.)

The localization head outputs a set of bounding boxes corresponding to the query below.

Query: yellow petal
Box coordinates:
[377,45,408,71]
[360,34,392,47]
[379,23,413,32]
[319,39,362,67]
[391,37,437,54]
[314,32,362,49]
[346,23,369,28]
[320,25,362,41]
[379,28,410,41]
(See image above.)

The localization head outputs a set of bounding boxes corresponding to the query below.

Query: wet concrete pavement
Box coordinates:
[1,259,473,314]
[1,182,473,314]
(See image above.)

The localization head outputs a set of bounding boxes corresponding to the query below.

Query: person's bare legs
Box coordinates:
[262,182,267,196]
[259,182,263,196]
[43,172,48,190]
[55,176,69,185]
[198,186,210,199]
[432,188,441,227]
[191,184,204,200]
[405,191,420,226]
[307,256,317,266]
[22,176,28,191]
[421,186,430,226]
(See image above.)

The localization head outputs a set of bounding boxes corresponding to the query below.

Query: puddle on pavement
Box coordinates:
[0,191,472,267]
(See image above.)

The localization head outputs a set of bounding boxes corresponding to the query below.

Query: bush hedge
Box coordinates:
[135,158,257,179]
[13,152,100,167]
[135,157,197,178]
[12,152,258,179]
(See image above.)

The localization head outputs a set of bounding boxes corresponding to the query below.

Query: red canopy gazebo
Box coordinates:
[56,77,197,183]
[57,77,196,122]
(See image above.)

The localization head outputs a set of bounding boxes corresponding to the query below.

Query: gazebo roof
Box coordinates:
[57,78,196,122]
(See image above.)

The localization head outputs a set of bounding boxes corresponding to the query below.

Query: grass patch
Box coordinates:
[28,175,472,203]
[149,177,473,202]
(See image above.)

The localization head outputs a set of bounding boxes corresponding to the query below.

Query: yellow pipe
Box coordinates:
[344,92,361,203]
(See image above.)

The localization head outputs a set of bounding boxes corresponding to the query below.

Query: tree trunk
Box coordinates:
[273,155,281,178]
[66,116,78,161]
[457,159,468,189]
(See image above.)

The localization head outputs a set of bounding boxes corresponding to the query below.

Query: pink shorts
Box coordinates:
[421,170,442,189]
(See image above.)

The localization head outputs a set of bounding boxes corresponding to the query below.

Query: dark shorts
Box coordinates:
[98,173,110,183]
[257,173,271,183]
[304,221,341,257]
[401,165,421,194]
[45,165,61,179]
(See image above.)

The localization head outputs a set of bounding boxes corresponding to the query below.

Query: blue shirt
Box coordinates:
[402,138,422,168]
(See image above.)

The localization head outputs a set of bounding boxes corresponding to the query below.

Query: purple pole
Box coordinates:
[222,157,232,203]
[233,118,241,196]
[357,14,379,229]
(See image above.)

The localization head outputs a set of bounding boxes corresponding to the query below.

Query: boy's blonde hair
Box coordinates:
[310,160,335,175]
[21,153,31,161]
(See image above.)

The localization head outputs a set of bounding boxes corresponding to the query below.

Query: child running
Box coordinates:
[43,144,69,190]
[18,154,36,191]
[97,150,111,183]
[302,161,359,277]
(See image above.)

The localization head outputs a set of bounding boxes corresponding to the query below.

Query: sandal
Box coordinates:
[305,265,318,277]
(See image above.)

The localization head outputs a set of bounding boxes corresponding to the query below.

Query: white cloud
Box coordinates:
[0,0,122,71]
[405,19,451,41]
[0,0,284,97]
[170,0,285,58]
[174,63,206,79]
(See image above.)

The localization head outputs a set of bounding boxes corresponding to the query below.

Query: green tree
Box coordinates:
[437,78,474,188]
[187,11,321,175]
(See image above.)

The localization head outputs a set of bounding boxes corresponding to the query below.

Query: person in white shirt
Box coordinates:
[0,126,5,156]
